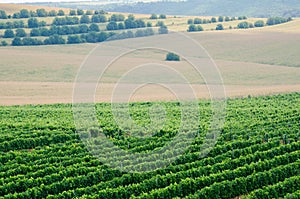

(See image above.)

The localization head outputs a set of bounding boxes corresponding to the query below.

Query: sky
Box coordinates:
[1,0,97,3]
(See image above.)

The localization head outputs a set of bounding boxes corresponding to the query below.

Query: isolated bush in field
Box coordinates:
[166,52,180,61]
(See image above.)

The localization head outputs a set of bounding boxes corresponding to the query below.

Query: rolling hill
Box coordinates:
[29,0,300,17]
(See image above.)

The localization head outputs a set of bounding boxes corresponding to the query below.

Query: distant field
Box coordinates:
[191,25,300,68]
[0,4,300,199]
[0,4,299,105]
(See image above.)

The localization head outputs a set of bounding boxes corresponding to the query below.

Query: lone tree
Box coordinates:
[166,52,180,61]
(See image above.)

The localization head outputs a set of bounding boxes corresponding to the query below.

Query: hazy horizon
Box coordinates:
[0,0,164,3]
[1,0,92,3]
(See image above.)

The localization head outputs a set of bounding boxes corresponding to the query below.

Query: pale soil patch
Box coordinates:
[0,81,299,106]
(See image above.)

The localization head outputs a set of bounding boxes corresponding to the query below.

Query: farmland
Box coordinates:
[0,2,300,198]
[0,93,300,198]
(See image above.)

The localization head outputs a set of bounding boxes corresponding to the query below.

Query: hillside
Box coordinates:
[29,0,300,17]
[0,5,299,105]
[0,2,300,199]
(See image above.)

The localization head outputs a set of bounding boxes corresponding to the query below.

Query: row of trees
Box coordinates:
[236,17,292,29]
[187,17,293,32]
[106,15,169,31]
[29,24,100,37]
[187,16,247,25]
[187,24,204,32]
[69,9,106,16]
[0,20,25,29]
[149,14,167,19]
[3,28,26,38]
[0,18,47,29]
[1,8,108,20]
[10,27,160,46]
[5,24,101,40]
[12,8,64,19]
[51,14,131,26]
[266,17,292,25]
[106,16,149,30]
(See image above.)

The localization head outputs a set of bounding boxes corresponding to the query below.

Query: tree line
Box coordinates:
[0,8,107,19]
[187,16,293,32]
[9,27,164,46]
[187,16,247,25]
[236,17,292,29]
